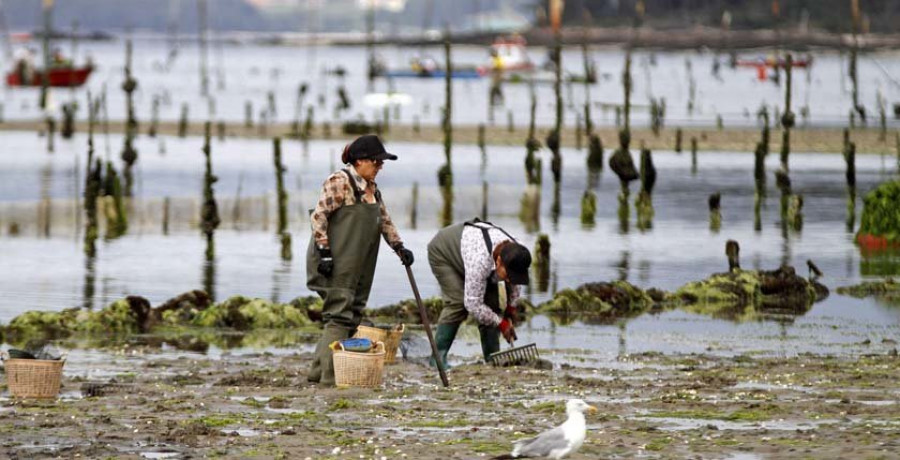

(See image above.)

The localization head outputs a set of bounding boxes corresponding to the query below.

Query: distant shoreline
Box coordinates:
[2,119,897,155]
[12,26,900,51]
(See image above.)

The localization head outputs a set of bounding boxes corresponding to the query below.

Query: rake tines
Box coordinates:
[488,343,540,367]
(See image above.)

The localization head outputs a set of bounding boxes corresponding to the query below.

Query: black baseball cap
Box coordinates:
[346,135,398,162]
[500,243,531,286]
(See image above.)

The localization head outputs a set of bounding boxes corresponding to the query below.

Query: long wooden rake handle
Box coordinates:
[405,265,450,388]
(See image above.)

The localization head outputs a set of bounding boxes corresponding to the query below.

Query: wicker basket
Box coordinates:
[354,324,404,364]
[3,358,65,398]
[330,341,385,388]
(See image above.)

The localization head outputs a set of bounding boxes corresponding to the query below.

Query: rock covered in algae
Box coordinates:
[156,290,212,326]
[836,278,900,300]
[672,265,827,311]
[193,295,313,330]
[2,292,322,344]
[538,281,655,319]
[4,296,153,343]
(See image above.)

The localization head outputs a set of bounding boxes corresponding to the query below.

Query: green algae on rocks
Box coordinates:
[537,280,657,321]
[192,296,313,330]
[836,278,900,300]
[672,265,828,313]
[2,292,321,345]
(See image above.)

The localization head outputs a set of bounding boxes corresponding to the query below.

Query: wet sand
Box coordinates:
[2,344,899,459]
[3,119,899,155]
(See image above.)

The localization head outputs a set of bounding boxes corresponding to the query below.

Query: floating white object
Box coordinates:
[363,93,413,109]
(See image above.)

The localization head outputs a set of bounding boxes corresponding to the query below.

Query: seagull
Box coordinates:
[491,399,597,459]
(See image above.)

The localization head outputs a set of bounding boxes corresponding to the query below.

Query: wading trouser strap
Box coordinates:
[342,169,382,204]
[341,169,363,203]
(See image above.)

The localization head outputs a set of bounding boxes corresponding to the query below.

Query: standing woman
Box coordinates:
[306,135,414,386]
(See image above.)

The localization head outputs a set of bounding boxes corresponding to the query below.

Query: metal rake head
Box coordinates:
[488,343,540,367]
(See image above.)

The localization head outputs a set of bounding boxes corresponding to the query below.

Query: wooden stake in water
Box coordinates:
[46,116,56,152]
[844,128,857,233]
[201,122,220,261]
[575,114,583,151]
[525,82,541,185]
[708,192,722,233]
[636,143,655,231]
[39,0,51,109]
[162,196,170,235]
[550,27,563,184]
[178,103,189,137]
[849,0,866,123]
[675,127,683,153]
[410,182,418,230]
[121,39,139,197]
[580,190,596,228]
[482,181,488,221]
[780,54,795,171]
[84,103,101,256]
[149,95,160,137]
[690,137,698,174]
[273,137,291,261]
[197,0,210,96]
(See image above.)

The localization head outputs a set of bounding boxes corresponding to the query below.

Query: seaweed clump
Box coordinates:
[1,292,321,345]
[672,265,828,313]
[538,281,656,322]
[836,278,900,301]
[4,296,153,343]
[193,296,313,330]
[857,181,900,244]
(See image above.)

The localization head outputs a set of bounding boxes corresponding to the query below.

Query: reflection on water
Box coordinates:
[1,133,900,354]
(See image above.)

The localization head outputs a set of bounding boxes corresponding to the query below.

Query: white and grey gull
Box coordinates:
[490,398,598,459]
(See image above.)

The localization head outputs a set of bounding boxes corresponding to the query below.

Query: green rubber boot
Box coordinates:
[307,324,352,386]
[430,322,460,370]
[478,323,501,363]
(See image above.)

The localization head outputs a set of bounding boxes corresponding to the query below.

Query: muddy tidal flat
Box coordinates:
[2,346,900,459]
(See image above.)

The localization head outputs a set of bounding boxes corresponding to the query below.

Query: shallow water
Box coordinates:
[5,39,900,130]
[1,130,899,358]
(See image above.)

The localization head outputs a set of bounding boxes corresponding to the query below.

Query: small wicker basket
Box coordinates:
[3,357,65,399]
[354,324,404,364]
[330,341,385,388]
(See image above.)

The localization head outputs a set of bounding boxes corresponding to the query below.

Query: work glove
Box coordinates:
[394,244,415,267]
[317,246,334,277]
[498,318,517,345]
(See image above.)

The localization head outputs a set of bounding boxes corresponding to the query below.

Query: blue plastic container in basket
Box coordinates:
[329,340,385,388]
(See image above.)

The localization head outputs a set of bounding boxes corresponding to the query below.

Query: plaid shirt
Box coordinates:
[310,165,403,250]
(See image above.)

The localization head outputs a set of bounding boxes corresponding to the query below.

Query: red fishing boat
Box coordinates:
[735,56,813,69]
[6,64,94,87]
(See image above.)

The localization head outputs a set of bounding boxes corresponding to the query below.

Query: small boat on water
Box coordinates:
[736,56,813,69]
[376,34,535,80]
[6,64,94,87]
[476,35,535,76]
[381,66,482,80]
[736,55,813,81]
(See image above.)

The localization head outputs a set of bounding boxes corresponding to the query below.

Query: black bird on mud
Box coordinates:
[806,259,823,281]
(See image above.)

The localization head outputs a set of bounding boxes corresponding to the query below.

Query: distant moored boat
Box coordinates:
[6,64,94,88]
